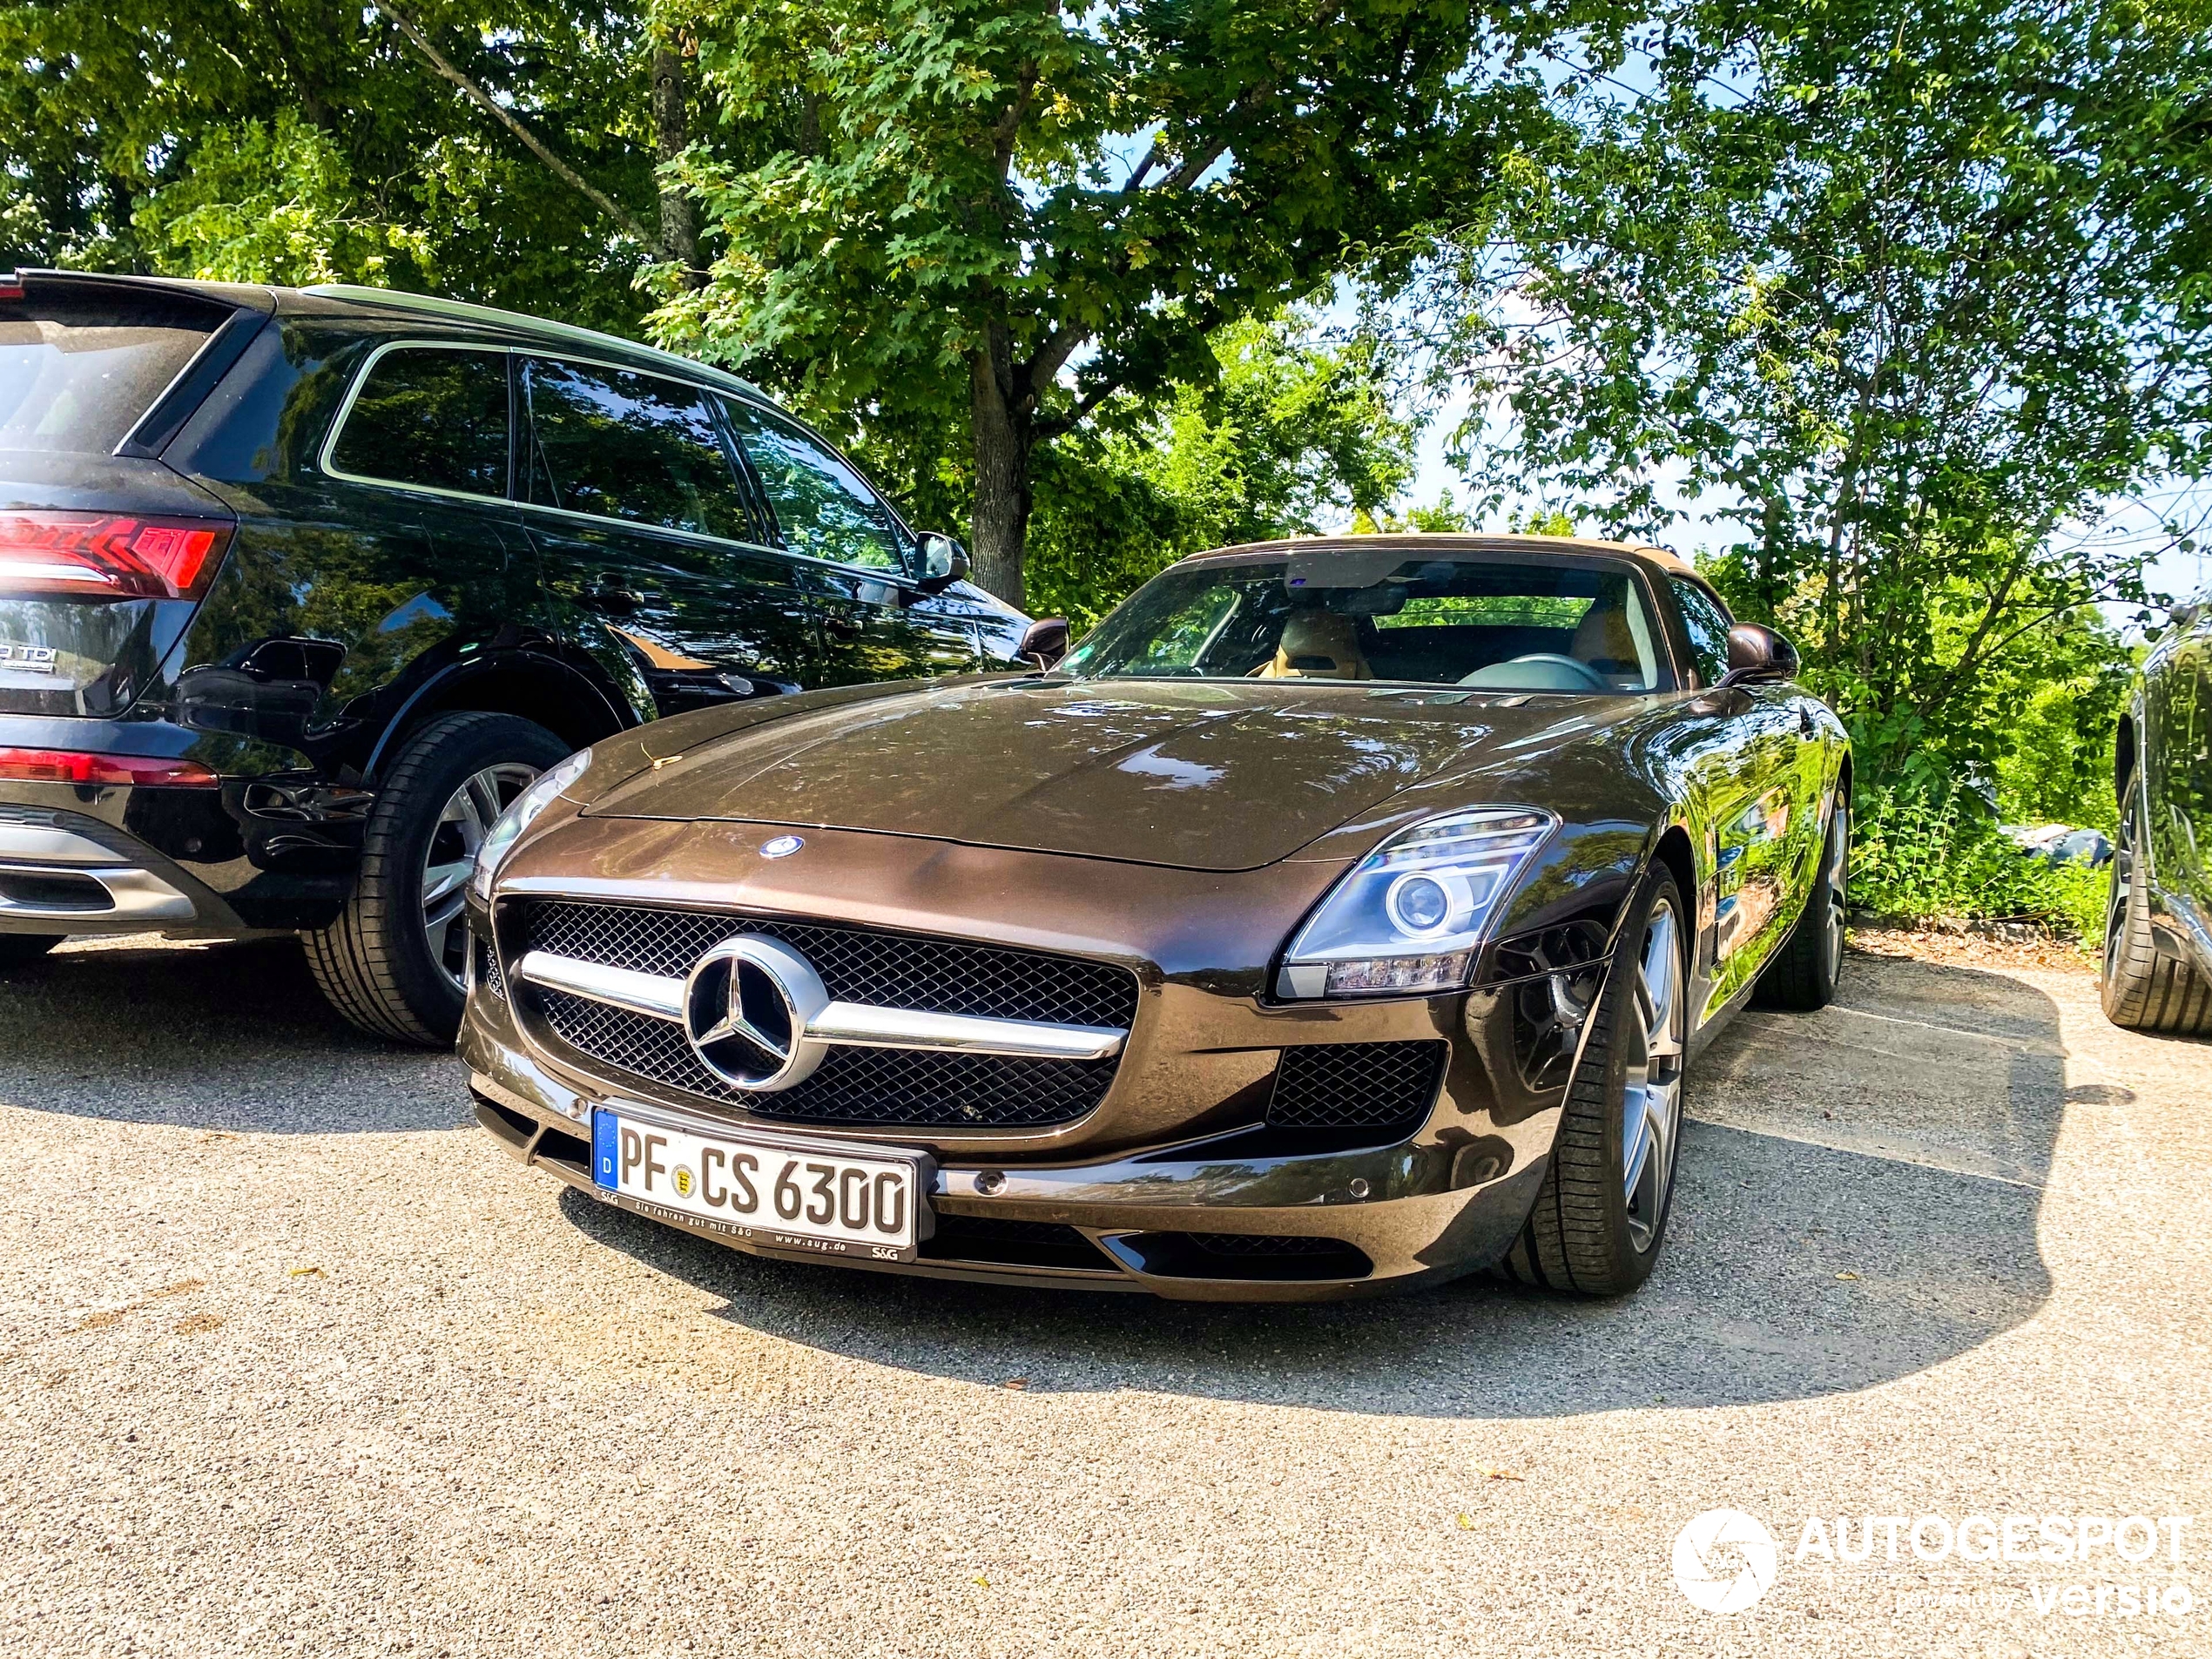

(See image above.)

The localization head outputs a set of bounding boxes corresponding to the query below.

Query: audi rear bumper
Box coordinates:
[0,800,240,935]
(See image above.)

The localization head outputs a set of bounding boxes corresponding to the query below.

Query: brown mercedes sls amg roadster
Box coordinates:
[459,535,1850,1300]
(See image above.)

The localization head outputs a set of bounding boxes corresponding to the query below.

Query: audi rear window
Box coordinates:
[0,289,223,455]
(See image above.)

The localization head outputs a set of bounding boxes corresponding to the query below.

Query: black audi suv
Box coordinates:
[0,270,1039,1042]
[2105,584,2212,1035]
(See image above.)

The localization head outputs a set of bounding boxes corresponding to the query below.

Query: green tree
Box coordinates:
[651,0,1582,607]
[1405,0,2212,784]
[1025,313,1417,626]
[0,1,724,332]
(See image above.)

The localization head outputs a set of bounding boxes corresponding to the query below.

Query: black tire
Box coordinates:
[1753,796,1848,1012]
[2101,781,2212,1035]
[0,934,64,970]
[1501,865,1689,1297]
[305,711,571,1046]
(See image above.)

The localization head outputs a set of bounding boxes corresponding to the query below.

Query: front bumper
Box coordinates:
[460,981,1554,1303]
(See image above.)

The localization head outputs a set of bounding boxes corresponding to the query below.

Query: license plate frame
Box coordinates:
[590,1107,933,1264]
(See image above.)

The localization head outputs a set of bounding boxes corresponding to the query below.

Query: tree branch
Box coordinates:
[1032,374,1130,440]
[371,1,667,258]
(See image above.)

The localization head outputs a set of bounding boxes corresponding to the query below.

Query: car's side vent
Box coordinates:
[475,932,505,1000]
[1264,1041,1447,1135]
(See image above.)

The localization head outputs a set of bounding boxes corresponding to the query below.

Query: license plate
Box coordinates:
[590,1109,925,1263]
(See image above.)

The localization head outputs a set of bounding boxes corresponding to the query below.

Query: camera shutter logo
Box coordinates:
[1672,1509,1779,1614]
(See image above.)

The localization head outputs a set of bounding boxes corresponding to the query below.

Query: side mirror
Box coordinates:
[1716,622,1799,687]
[2170,601,2202,630]
[1016,617,1070,671]
[914,532,969,593]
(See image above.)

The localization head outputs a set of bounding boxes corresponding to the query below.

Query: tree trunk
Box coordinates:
[651,40,700,286]
[969,341,1034,610]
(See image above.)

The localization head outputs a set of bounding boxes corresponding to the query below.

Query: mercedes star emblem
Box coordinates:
[681,936,831,1091]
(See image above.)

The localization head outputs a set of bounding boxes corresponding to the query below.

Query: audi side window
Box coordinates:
[720,399,904,571]
[328,346,509,498]
[1670,577,1734,686]
[521,357,748,540]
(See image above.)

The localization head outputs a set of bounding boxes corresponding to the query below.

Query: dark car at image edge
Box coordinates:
[2105,583,2212,1035]
[0,268,1040,1041]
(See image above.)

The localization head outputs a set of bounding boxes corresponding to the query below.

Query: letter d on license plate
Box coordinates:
[592,1109,926,1262]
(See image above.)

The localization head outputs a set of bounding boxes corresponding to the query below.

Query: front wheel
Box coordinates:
[2101,783,2212,1035]
[306,711,573,1045]
[1501,865,1688,1296]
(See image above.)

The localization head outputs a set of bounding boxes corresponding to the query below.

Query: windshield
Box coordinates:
[1061,553,1671,693]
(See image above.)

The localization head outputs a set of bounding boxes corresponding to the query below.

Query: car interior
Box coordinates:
[1065,557,1669,692]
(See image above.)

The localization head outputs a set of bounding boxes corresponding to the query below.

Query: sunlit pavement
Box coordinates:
[1,933,2205,1656]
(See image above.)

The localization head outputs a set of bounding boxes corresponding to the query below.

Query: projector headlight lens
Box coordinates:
[1278,807,1555,998]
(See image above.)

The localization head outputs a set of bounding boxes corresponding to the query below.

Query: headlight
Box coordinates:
[469,747,593,901]
[1277,807,1556,998]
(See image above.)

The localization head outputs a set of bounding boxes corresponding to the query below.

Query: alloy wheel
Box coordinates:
[1622,895,1685,1253]
[423,762,540,991]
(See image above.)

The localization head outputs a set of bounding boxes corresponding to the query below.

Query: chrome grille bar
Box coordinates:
[515,949,1125,1061]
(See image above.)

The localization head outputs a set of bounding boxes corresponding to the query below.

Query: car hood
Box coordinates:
[583,678,1640,873]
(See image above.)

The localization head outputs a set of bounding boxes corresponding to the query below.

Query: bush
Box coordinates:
[1851,785,2107,948]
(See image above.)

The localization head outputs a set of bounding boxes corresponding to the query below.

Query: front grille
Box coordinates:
[533,988,1121,1128]
[510,900,1137,1028]
[509,898,1138,1130]
[1266,1041,1447,1133]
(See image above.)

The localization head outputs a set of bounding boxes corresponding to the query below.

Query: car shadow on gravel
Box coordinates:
[0,936,468,1134]
[555,949,2069,1419]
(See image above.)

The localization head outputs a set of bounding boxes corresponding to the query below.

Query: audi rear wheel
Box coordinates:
[306,711,572,1046]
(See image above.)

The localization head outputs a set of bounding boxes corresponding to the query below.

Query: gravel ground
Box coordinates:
[1,930,2207,1657]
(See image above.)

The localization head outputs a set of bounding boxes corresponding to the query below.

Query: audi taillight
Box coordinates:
[0,748,219,786]
[0,511,233,601]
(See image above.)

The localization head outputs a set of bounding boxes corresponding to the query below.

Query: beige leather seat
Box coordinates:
[1255,610,1375,679]
[1570,600,1640,678]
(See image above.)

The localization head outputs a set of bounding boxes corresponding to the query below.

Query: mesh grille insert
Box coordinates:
[509,900,1137,1028]
[503,900,1136,1130]
[475,933,504,1000]
[531,988,1122,1130]
[1265,1042,1447,1134]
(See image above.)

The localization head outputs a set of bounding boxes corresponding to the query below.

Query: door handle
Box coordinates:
[822,614,863,638]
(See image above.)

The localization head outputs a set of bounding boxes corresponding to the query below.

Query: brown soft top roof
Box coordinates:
[1184,532,1701,583]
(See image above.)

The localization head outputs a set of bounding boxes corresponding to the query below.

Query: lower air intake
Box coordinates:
[1265,1041,1447,1134]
